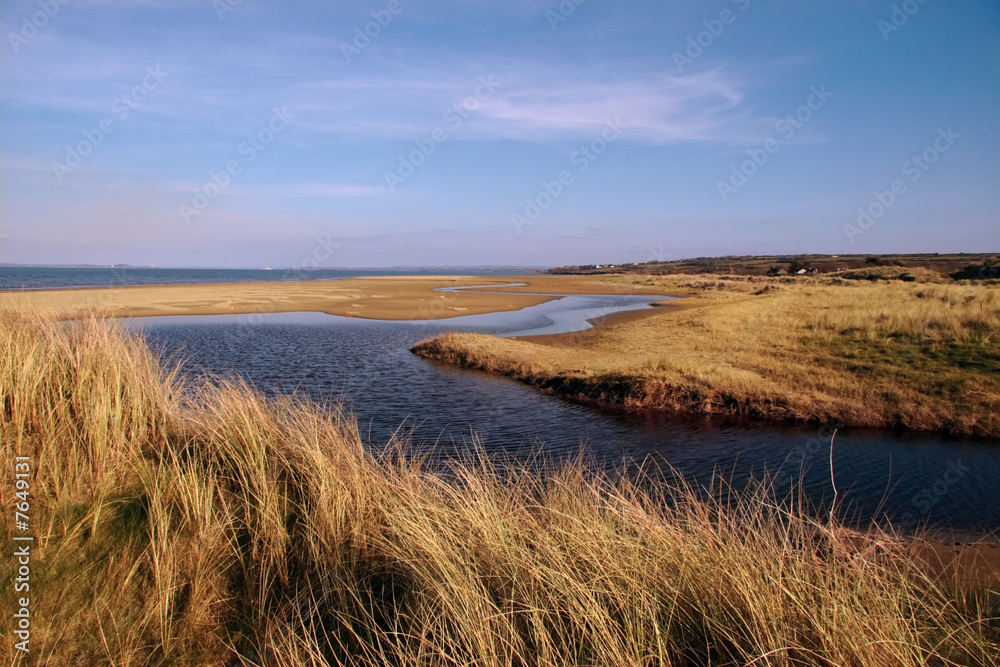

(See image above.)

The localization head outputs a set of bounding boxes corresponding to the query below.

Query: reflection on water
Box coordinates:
[131,294,1000,533]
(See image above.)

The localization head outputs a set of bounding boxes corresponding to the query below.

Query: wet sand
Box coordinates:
[0,274,676,321]
[914,537,1000,589]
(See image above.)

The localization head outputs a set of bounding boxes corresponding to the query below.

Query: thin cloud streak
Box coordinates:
[4,18,762,147]
[253,183,386,198]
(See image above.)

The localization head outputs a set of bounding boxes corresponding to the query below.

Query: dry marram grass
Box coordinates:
[1,311,998,665]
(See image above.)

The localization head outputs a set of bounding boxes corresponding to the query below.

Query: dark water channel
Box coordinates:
[130,293,1000,535]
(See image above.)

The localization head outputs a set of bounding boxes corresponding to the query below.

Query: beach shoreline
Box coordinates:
[0,274,681,321]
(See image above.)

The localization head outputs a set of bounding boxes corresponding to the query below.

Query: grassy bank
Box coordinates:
[2,312,998,665]
[412,274,1000,436]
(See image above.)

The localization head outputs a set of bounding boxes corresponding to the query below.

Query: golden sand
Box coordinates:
[0,274,675,321]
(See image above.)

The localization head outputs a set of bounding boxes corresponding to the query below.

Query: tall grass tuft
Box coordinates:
[2,311,997,666]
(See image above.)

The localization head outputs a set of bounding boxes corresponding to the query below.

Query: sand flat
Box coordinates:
[0,274,673,321]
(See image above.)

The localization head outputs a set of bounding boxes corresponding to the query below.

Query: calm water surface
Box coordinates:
[128,293,999,534]
[0,266,535,290]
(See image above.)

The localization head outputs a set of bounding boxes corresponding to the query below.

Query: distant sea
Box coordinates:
[0,266,539,291]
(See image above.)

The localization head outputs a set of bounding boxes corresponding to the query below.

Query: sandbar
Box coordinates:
[0,274,675,321]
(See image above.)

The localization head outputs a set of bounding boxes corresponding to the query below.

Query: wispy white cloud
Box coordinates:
[0,156,53,172]
[282,65,759,144]
[471,68,748,142]
[2,3,765,147]
[252,183,386,198]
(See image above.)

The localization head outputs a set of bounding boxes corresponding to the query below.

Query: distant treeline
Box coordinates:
[546,253,999,279]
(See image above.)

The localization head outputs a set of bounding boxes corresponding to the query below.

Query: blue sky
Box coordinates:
[1,0,997,268]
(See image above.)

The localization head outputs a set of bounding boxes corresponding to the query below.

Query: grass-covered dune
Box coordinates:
[2,312,998,666]
[413,274,1000,436]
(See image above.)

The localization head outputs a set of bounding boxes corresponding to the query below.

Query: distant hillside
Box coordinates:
[546,253,998,279]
